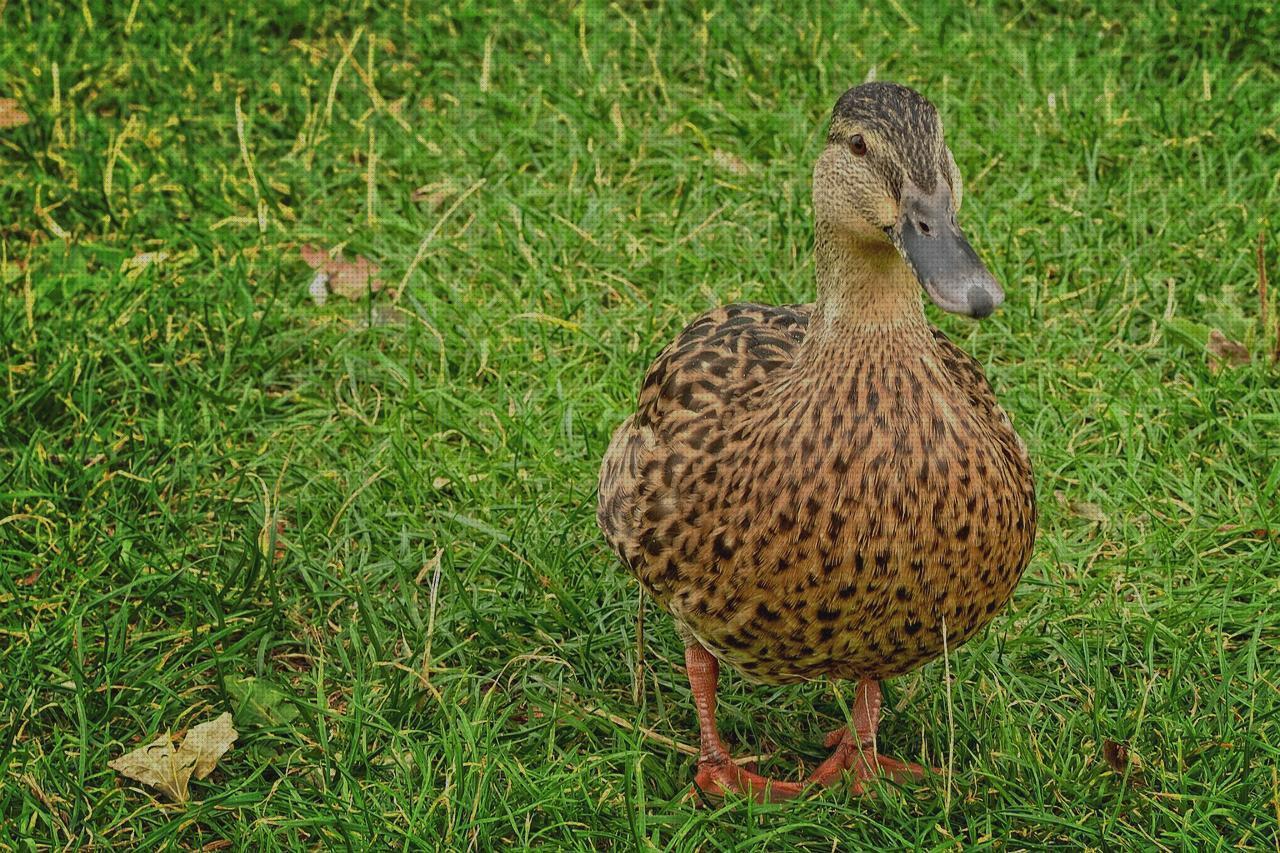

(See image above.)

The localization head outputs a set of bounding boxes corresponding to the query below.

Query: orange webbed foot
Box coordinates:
[818,725,938,793]
[691,758,806,804]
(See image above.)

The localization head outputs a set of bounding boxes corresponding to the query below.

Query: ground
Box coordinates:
[2,0,1279,848]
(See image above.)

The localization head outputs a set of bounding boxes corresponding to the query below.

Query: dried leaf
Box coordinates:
[184,714,238,780]
[299,244,383,301]
[1102,738,1143,785]
[108,712,237,803]
[0,97,30,129]
[712,149,751,176]
[1206,328,1249,369]
[108,734,190,802]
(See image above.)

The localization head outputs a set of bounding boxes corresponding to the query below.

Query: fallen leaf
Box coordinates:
[299,244,383,301]
[0,97,30,129]
[108,712,237,803]
[1206,328,1249,370]
[1101,738,1143,785]
[185,714,238,780]
[224,676,300,728]
[108,735,186,802]
[712,149,751,176]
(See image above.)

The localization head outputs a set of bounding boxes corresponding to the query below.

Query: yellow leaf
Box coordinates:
[108,712,237,803]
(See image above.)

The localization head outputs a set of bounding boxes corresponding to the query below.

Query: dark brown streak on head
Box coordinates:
[828,82,944,197]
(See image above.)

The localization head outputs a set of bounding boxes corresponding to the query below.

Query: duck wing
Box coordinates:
[597,303,810,582]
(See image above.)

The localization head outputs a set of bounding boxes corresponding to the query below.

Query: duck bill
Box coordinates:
[892,191,1004,319]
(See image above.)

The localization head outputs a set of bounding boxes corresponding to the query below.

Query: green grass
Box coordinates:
[2,0,1279,848]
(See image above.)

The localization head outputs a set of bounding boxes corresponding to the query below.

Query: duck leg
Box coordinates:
[812,679,936,794]
[685,649,934,802]
[685,644,805,802]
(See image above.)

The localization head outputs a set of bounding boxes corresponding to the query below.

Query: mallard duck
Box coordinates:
[598,82,1036,801]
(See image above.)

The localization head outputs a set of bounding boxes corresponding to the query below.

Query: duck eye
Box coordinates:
[848,134,868,156]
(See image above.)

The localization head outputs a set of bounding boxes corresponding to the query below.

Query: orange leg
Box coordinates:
[684,645,935,803]
[686,644,805,802]
[815,680,936,795]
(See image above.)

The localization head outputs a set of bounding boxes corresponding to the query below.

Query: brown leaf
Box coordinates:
[299,245,384,301]
[1206,328,1249,370]
[1102,738,1143,785]
[108,712,237,803]
[0,98,30,129]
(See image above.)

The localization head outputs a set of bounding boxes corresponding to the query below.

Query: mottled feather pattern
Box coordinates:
[599,304,1035,685]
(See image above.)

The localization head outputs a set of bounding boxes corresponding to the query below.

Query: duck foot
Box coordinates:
[684,644,806,803]
[691,758,805,803]
[816,725,935,794]
[684,645,935,804]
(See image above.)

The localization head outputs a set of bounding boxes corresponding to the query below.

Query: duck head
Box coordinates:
[813,82,1003,319]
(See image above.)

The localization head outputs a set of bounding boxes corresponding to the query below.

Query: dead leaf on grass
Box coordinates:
[1206,328,1249,370]
[1102,738,1143,786]
[108,712,238,803]
[0,98,30,129]
[299,244,384,303]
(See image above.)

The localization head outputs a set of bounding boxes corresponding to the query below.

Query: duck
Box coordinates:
[597,82,1037,802]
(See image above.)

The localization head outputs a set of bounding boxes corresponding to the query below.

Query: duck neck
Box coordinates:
[800,220,930,364]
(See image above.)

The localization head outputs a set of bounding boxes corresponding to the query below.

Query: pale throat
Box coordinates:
[809,219,929,337]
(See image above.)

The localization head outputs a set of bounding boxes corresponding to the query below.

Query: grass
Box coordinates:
[2,0,1279,848]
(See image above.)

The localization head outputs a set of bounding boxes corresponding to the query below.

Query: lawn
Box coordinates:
[2,0,1279,848]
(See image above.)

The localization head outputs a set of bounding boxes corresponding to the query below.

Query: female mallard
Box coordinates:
[598,82,1036,801]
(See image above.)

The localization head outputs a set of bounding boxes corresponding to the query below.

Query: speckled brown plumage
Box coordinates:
[598,82,1037,801]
